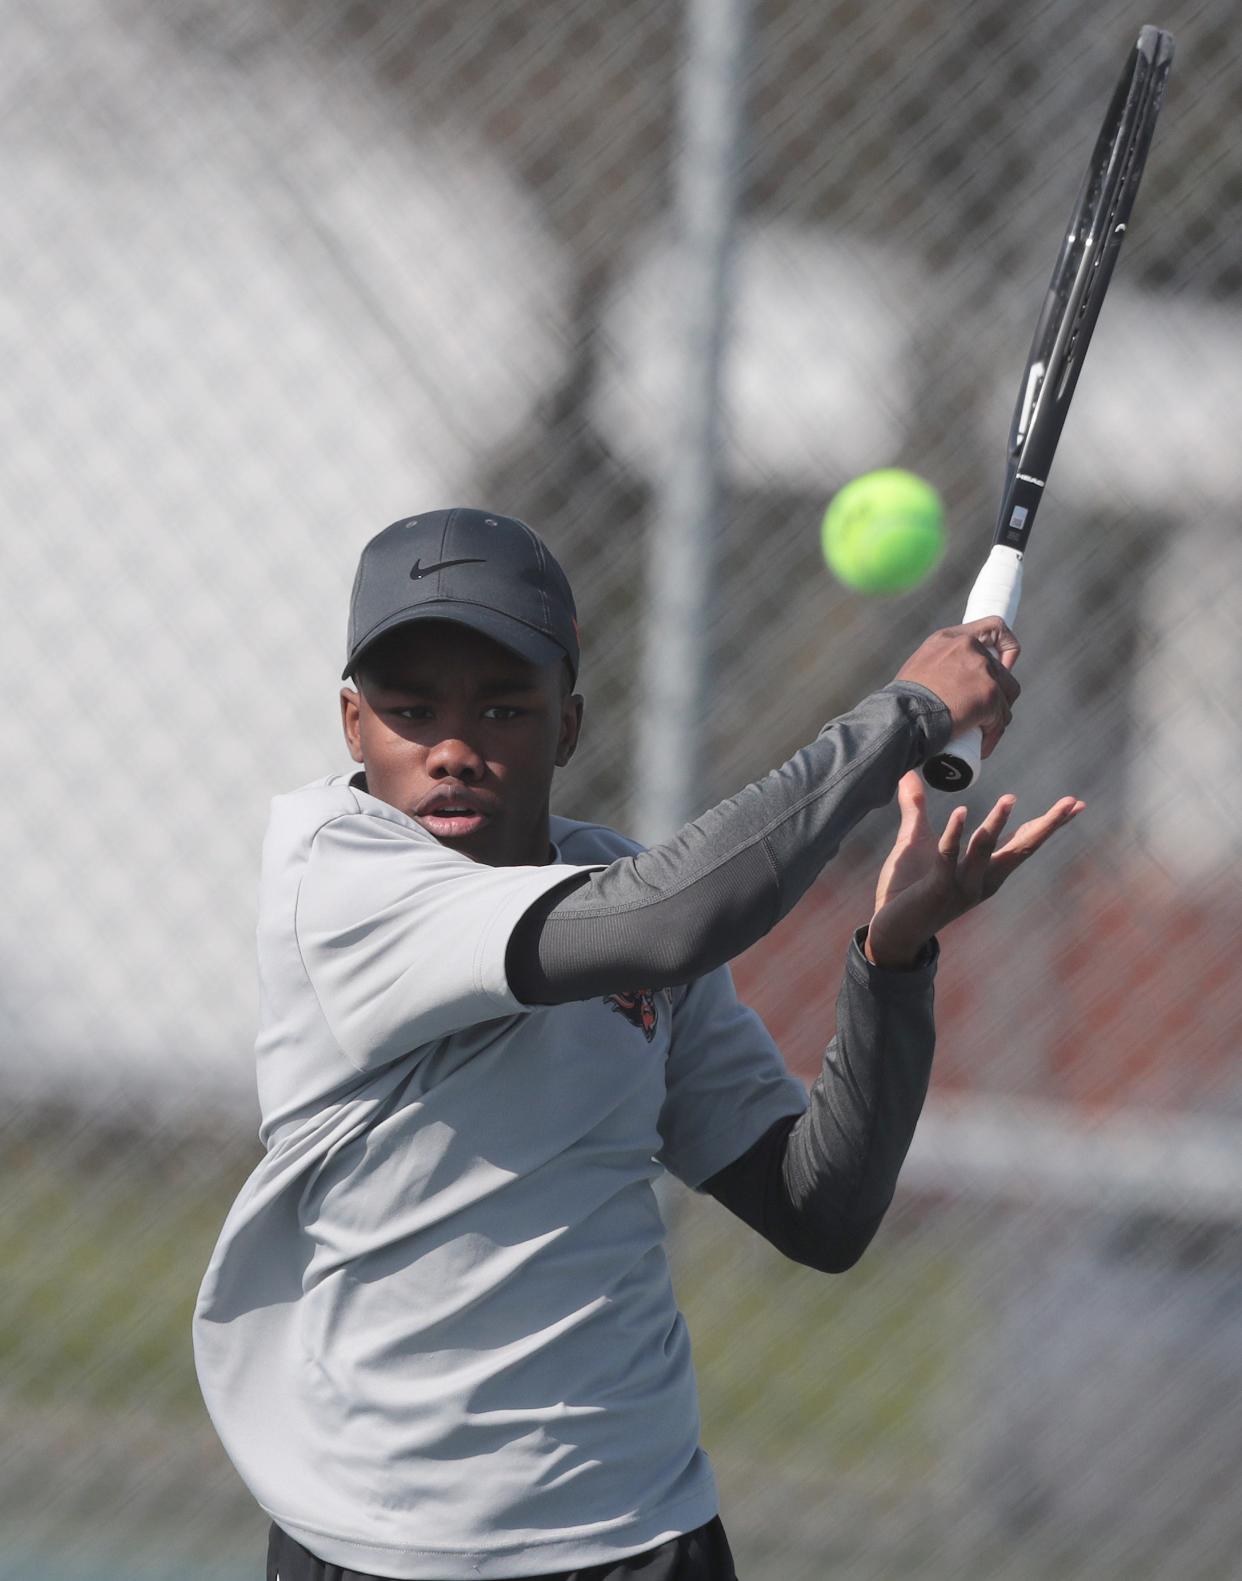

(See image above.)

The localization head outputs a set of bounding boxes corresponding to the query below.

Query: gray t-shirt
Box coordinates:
[193,776,808,1579]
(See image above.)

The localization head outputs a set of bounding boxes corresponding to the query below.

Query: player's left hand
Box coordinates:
[864,772,1085,969]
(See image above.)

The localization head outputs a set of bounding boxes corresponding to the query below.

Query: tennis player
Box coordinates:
[194,508,1082,1581]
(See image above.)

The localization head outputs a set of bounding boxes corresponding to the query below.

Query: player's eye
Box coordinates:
[482,705,524,721]
[393,705,434,721]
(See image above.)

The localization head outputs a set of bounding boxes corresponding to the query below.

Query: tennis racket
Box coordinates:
[924,24,1174,792]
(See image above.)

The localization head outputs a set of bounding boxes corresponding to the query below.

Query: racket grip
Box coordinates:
[923,545,1024,793]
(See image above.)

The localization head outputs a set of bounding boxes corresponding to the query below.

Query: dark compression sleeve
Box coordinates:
[701,929,938,1273]
[506,682,951,1005]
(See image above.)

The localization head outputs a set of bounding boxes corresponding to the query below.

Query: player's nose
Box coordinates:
[426,735,486,782]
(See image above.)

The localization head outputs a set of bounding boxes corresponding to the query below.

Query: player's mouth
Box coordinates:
[420,808,490,838]
[415,789,495,840]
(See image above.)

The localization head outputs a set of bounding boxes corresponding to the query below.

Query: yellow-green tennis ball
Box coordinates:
[821,469,945,594]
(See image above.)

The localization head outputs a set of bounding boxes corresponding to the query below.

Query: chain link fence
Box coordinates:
[3,0,1240,1576]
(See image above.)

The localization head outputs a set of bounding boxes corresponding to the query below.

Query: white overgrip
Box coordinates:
[923,544,1024,792]
[962,542,1024,628]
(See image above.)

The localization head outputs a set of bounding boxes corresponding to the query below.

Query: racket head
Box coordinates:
[994,25,1175,550]
[924,28,1174,795]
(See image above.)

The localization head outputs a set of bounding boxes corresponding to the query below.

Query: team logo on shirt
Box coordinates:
[605,988,658,1042]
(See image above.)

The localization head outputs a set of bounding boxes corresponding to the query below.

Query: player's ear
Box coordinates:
[341,685,364,764]
[555,692,584,768]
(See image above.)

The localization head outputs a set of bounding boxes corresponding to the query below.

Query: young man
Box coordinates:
[194,508,1082,1581]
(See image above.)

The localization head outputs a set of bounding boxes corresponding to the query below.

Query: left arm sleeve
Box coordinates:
[701,929,938,1272]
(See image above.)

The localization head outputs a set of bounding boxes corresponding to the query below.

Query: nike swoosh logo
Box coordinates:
[410,557,485,580]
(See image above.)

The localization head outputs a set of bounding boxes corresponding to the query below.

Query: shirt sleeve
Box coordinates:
[656,965,809,1189]
[295,812,598,1071]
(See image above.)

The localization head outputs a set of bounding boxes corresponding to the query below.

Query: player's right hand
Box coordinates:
[894,617,1020,759]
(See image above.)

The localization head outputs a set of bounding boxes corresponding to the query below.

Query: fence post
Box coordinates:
[632,0,749,843]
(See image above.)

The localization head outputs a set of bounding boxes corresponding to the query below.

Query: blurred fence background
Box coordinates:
[3,0,1240,1577]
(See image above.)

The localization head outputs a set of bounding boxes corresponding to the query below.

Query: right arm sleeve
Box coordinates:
[508,682,950,1004]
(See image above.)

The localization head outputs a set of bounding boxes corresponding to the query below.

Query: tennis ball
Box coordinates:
[821,469,945,595]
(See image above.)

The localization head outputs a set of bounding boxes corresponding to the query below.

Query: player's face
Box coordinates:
[340,622,583,867]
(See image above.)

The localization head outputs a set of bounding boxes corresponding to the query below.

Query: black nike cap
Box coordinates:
[343,508,580,683]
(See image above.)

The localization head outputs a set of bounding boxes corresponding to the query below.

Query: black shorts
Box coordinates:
[266,1518,739,1581]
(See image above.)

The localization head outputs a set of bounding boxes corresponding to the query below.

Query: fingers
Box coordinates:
[984,650,1021,704]
[961,794,1017,886]
[979,699,1014,760]
[994,797,1086,863]
[961,616,1021,670]
[937,804,968,861]
[983,797,1086,898]
[955,621,1020,754]
[897,770,927,828]
[937,794,1086,919]
[975,640,1019,758]
[895,621,1022,750]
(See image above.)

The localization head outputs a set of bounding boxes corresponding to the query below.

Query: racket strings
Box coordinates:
[1039,48,1172,420]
